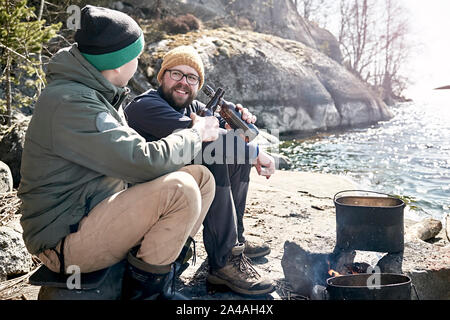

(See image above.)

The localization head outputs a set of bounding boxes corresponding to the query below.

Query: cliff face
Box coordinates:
[142,28,393,134]
[127,0,340,61]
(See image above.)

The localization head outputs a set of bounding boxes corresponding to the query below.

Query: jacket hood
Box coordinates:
[46,44,125,102]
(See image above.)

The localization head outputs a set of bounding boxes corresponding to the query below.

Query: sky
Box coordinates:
[401,0,450,102]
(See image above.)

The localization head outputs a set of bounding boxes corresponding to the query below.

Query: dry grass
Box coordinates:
[0,267,41,300]
[0,191,21,227]
[0,190,41,300]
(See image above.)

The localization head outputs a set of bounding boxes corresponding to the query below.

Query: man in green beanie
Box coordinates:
[18,5,220,300]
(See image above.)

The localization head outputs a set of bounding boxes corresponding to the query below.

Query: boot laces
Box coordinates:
[231,253,260,279]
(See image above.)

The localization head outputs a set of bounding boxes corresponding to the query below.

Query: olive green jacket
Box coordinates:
[18,44,202,255]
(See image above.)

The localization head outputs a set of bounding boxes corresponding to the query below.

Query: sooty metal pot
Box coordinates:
[326,273,412,300]
[334,190,405,253]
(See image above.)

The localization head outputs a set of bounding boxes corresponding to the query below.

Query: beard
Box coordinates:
[161,82,196,110]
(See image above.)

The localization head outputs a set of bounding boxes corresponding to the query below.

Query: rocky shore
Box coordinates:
[1,169,448,300]
[1,0,447,301]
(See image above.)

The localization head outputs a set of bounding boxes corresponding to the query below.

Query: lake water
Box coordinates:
[279,93,450,222]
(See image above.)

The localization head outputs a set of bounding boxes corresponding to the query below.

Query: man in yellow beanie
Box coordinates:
[125,45,276,296]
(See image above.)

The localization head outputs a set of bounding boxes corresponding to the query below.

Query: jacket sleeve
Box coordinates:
[125,95,193,140]
[51,94,202,184]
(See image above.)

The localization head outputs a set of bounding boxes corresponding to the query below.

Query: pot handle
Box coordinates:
[412,284,420,300]
[334,190,399,202]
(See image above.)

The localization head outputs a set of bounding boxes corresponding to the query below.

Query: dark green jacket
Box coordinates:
[18,44,202,255]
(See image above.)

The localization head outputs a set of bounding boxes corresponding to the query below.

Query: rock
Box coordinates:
[0,226,33,281]
[221,0,317,49]
[145,28,392,135]
[407,269,450,300]
[281,241,330,297]
[406,218,442,242]
[376,252,403,274]
[0,115,30,188]
[306,22,343,63]
[128,66,153,98]
[0,161,13,193]
[126,0,227,22]
[308,22,343,64]
[403,240,450,300]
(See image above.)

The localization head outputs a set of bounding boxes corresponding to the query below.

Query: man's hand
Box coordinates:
[253,150,275,179]
[225,104,257,130]
[190,113,222,142]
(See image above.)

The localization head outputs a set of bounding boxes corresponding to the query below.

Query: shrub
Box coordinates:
[159,14,201,34]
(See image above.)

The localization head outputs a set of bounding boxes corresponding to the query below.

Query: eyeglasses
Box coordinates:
[166,69,200,86]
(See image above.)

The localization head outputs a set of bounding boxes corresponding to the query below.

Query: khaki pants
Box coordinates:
[38,165,215,273]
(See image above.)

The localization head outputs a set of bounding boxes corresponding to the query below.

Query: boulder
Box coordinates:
[0,114,30,188]
[406,218,443,242]
[0,161,13,193]
[145,28,393,135]
[219,0,317,48]
[0,226,33,281]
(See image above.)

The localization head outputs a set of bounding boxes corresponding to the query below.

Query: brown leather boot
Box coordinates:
[207,243,274,296]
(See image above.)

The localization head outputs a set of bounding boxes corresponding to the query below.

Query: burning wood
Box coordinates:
[328,269,341,277]
[327,261,371,278]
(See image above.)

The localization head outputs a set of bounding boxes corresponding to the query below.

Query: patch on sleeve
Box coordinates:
[96,112,120,132]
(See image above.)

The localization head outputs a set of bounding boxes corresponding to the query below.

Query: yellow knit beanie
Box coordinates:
[157,45,205,88]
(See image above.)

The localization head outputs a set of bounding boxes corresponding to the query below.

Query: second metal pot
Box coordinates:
[334,190,405,253]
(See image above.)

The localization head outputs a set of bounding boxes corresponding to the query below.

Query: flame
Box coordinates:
[327,260,342,277]
[327,261,367,278]
[328,269,341,277]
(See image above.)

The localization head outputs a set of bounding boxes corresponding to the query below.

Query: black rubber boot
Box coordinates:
[175,236,196,276]
[121,248,189,300]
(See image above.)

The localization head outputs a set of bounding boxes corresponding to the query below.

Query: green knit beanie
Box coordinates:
[74,5,144,71]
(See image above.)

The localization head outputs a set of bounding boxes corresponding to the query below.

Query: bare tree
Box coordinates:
[336,0,411,101]
[293,0,412,101]
[337,0,379,82]
[378,0,411,100]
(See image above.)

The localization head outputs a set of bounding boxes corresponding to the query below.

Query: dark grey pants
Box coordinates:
[202,163,252,269]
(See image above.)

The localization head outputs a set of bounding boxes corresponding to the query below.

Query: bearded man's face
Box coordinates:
[160,65,199,109]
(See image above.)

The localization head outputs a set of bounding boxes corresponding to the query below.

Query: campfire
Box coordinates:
[282,190,413,300]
